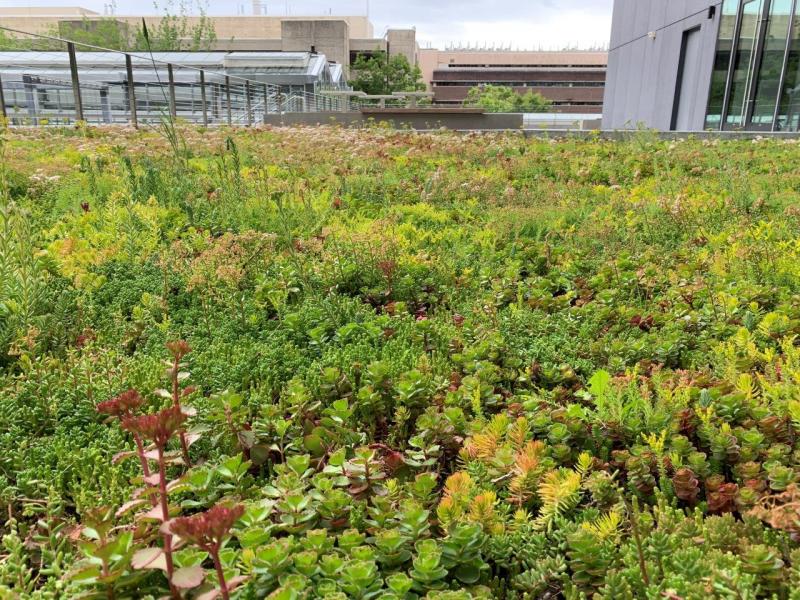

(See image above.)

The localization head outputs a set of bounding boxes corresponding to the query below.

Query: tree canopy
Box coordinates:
[135,1,218,52]
[348,52,426,96]
[464,85,552,113]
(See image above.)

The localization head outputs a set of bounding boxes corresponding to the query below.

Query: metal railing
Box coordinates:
[0,25,358,127]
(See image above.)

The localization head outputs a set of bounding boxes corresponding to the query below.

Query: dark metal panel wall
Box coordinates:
[603,0,723,129]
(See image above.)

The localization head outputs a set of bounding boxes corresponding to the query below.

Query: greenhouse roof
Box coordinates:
[0,50,345,86]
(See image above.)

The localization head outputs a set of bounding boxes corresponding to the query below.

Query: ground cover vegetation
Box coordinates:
[2,123,800,599]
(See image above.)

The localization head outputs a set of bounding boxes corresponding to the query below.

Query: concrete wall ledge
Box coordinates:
[517,130,800,140]
[360,108,485,115]
[262,111,523,130]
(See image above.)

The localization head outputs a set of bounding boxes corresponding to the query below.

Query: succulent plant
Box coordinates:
[672,468,700,504]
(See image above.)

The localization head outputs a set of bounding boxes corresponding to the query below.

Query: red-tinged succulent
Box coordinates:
[170,504,245,600]
[708,482,739,514]
[630,314,654,332]
[448,371,462,392]
[97,389,145,418]
[163,340,194,466]
[166,339,191,361]
[452,313,465,327]
[672,468,700,504]
[676,408,696,436]
[170,504,244,550]
[75,328,96,348]
[122,406,187,449]
[97,389,154,480]
[759,415,791,444]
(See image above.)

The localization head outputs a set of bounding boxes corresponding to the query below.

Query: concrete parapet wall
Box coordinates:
[261,111,523,130]
[520,130,800,140]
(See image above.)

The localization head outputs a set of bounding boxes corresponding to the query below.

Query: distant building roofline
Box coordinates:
[0,6,100,16]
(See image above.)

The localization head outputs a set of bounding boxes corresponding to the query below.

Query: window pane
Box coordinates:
[726,0,764,127]
[776,2,800,130]
[706,0,742,128]
[751,0,793,126]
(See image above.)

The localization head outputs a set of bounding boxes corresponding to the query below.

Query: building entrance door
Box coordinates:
[672,27,703,130]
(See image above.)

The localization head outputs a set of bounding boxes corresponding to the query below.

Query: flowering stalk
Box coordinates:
[157,444,179,600]
[97,390,151,478]
[123,406,187,600]
[167,340,192,466]
[97,525,115,600]
[170,504,245,600]
[132,433,151,479]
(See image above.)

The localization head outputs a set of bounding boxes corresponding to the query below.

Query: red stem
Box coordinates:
[210,546,230,600]
[99,539,114,600]
[172,357,192,466]
[132,432,151,478]
[157,446,180,600]
[133,432,158,507]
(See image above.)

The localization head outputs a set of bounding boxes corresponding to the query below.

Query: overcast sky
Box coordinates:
[1,0,614,49]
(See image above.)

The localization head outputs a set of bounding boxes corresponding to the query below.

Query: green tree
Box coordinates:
[349,52,425,96]
[134,1,218,51]
[465,84,552,113]
[56,18,130,51]
[0,28,56,50]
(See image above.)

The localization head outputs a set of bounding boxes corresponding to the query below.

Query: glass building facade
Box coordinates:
[706,0,800,130]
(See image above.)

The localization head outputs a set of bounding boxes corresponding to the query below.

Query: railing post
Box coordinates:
[264,83,269,125]
[200,70,208,127]
[67,42,84,123]
[245,80,253,127]
[22,75,39,126]
[0,71,6,121]
[167,63,177,119]
[125,54,138,128]
[225,76,232,126]
[212,82,220,120]
[99,88,112,123]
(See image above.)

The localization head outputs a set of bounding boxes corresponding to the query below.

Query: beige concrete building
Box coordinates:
[419,48,608,113]
[0,7,418,73]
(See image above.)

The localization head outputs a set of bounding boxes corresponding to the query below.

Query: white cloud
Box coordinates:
[414,11,612,50]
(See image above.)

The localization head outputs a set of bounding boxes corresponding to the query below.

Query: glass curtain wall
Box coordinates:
[776,2,800,129]
[726,0,765,128]
[706,0,800,130]
[751,0,793,125]
[706,0,741,128]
